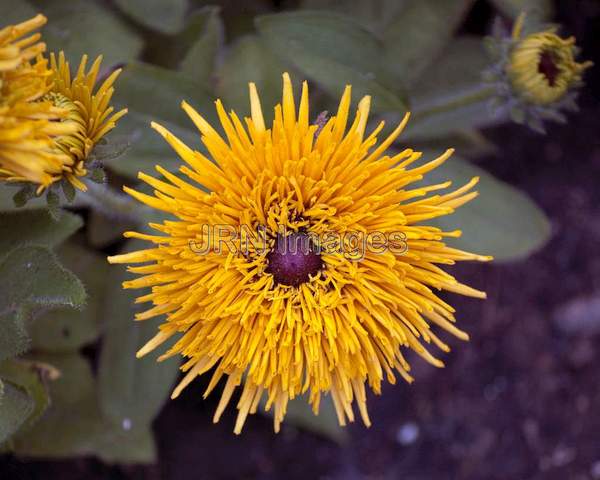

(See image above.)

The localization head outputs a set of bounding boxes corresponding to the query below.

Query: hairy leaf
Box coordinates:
[418,152,551,261]
[107,62,216,177]
[216,36,284,124]
[28,0,143,67]
[180,7,224,86]
[0,210,82,257]
[0,382,33,445]
[256,11,407,113]
[383,0,475,87]
[98,241,180,431]
[114,0,188,34]
[29,244,107,352]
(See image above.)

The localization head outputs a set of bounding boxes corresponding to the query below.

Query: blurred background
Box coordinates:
[0,0,599,479]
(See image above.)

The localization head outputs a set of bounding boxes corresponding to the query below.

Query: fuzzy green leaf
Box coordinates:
[0,359,51,437]
[28,0,143,67]
[180,7,224,86]
[29,244,107,353]
[98,241,181,431]
[490,0,554,20]
[0,1,36,24]
[300,0,408,32]
[216,35,285,125]
[0,246,86,315]
[87,211,135,249]
[11,352,157,463]
[278,396,348,443]
[402,36,502,141]
[0,312,29,363]
[11,353,104,457]
[382,0,475,87]
[418,151,551,261]
[0,382,33,445]
[114,0,188,34]
[107,62,216,177]
[260,394,347,443]
[0,210,82,257]
[256,11,407,114]
[0,246,86,362]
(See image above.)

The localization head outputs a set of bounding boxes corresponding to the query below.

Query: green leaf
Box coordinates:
[489,0,554,20]
[0,312,29,363]
[0,1,36,25]
[401,36,503,141]
[418,151,551,261]
[382,0,475,87]
[262,395,347,443]
[0,359,51,436]
[11,353,104,457]
[0,246,86,315]
[415,130,497,159]
[29,244,107,353]
[92,426,156,465]
[28,0,143,67]
[409,37,490,102]
[0,210,82,257]
[98,240,181,431]
[114,0,188,34]
[0,246,86,361]
[11,352,157,463]
[0,382,33,445]
[180,7,224,86]
[255,11,407,114]
[300,0,408,32]
[215,36,285,124]
[107,62,216,178]
[87,210,134,249]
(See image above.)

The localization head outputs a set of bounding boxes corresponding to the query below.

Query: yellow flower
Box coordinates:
[41,52,127,192]
[0,14,46,72]
[0,14,76,194]
[108,74,491,434]
[507,13,592,105]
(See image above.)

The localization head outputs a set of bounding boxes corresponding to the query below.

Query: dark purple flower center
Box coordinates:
[266,232,323,287]
[538,50,561,86]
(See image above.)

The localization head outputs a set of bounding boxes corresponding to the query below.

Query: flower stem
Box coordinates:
[81,182,145,222]
[409,85,497,125]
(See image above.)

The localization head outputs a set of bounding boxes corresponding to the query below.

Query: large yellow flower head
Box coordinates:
[108,74,491,434]
[507,14,593,105]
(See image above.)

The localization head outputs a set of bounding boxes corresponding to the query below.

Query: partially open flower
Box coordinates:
[0,16,126,197]
[507,16,592,105]
[42,52,127,192]
[0,15,76,194]
[484,13,592,132]
[108,73,491,434]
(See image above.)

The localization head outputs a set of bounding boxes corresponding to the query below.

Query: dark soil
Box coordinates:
[2,0,599,479]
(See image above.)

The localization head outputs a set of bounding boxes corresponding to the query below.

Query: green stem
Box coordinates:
[81,182,146,222]
[410,85,497,125]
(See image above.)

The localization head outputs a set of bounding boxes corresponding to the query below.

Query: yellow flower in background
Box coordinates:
[43,52,127,191]
[0,14,127,194]
[0,15,76,194]
[0,14,46,72]
[506,13,592,105]
[108,73,491,434]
